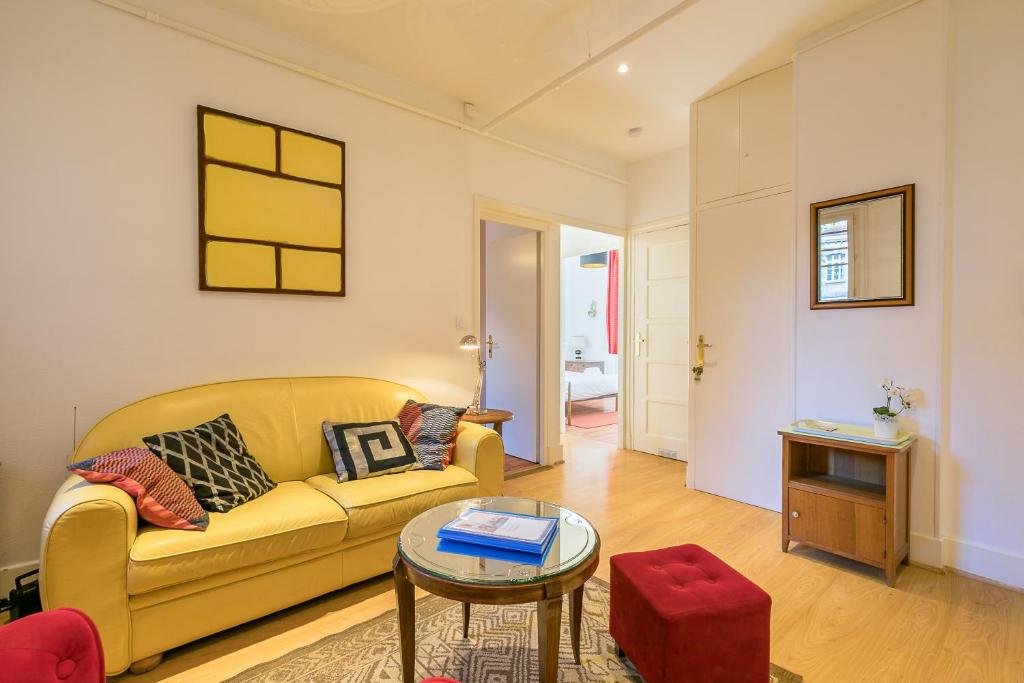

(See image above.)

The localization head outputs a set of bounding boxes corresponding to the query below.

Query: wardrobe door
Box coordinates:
[695,87,740,204]
[739,64,793,195]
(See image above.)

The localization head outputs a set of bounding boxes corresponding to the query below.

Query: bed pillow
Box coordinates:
[143,414,276,513]
[396,400,467,470]
[323,420,420,482]
[68,447,209,531]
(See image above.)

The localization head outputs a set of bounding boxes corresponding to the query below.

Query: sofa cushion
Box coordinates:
[306,466,478,539]
[128,481,347,595]
[143,414,276,512]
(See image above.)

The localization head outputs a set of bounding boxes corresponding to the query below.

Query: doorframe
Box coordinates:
[473,196,624,465]
[624,214,690,457]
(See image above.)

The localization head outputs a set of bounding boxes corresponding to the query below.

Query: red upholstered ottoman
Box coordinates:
[610,544,771,683]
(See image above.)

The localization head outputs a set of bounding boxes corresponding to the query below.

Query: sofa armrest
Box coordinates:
[40,475,138,675]
[453,422,504,497]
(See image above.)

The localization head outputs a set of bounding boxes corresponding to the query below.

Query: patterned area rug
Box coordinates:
[226,578,801,682]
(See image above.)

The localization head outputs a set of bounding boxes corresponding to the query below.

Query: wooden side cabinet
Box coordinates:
[779,429,913,586]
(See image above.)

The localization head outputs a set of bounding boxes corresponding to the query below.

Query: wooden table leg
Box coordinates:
[462,602,470,638]
[493,422,503,437]
[569,584,583,664]
[393,556,416,683]
[537,596,562,683]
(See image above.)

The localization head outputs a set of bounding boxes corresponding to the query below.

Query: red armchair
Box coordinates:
[0,608,104,682]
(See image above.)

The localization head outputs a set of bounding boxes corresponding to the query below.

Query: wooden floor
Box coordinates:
[565,422,618,446]
[504,452,543,477]
[125,435,1024,682]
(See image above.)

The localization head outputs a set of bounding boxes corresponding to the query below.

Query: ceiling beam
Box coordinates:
[89,0,629,184]
[480,0,703,133]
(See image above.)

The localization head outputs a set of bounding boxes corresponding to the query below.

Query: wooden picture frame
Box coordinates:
[809,184,914,310]
[197,105,346,297]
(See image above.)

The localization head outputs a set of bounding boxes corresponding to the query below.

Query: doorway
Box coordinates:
[481,220,542,473]
[560,225,624,449]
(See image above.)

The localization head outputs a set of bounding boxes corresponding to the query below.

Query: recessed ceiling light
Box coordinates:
[628,127,643,138]
[617,63,630,74]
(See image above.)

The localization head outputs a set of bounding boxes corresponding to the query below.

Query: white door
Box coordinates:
[484,223,540,462]
[692,192,793,510]
[631,225,689,460]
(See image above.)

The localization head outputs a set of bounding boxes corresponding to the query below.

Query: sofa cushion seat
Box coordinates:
[305,466,478,539]
[127,481,348,595]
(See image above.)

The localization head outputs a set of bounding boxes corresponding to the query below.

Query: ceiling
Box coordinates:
[119,0,880,169]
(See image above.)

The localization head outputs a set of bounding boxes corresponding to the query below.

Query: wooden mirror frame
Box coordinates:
[810,184,914,310]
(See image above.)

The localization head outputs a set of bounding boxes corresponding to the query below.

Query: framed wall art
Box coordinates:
[197,105,345,296]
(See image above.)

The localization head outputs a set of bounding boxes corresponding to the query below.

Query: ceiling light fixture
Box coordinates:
[617,63,630,74]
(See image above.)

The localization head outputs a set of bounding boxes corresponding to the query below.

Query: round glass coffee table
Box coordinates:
[393,497,600,683]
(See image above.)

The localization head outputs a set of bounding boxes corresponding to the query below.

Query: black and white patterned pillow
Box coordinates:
[322,420,420,483]
[396,400,466,470]
[143,414,276,513]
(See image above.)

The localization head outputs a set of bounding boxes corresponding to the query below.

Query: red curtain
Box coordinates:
[606,249,620,354]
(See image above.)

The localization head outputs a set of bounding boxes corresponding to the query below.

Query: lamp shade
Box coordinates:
[458,334,480,350]
[580,252,608,268]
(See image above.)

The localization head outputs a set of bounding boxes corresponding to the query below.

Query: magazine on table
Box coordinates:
[437,509,559,554]
[436,538,556,566]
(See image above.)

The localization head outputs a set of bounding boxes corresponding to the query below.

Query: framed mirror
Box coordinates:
[810,184,914,309]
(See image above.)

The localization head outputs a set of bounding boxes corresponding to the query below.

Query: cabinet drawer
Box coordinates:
[788,488,885,565]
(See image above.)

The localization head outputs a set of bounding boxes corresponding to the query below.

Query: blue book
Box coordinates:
[436,536,558,566]
[437,508,559,554]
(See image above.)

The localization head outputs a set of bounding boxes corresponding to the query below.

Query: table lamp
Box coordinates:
[459,334,486,415]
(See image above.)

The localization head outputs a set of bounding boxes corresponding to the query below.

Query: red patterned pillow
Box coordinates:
[68,447,209,531]
[396,400,466,470]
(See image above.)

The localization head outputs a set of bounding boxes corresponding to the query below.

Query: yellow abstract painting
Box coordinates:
[198,106,345,296]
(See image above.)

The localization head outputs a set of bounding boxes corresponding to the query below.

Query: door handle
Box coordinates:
[634,333,646,357]
[692,334,712,381]
[486,334,497,359]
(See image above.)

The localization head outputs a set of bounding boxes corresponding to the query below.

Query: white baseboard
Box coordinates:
[0,561,39,597]
[909,532,1024,590]
[910,532,943,569]
[943,537,1024,591]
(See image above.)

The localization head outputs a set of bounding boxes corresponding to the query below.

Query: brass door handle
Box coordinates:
[791,510,800,518]
[692,334,712,381]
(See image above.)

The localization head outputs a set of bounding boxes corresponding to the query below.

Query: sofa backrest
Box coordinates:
[72,377,427,483]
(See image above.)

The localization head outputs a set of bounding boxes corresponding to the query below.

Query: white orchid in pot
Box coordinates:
[874,379,913,440]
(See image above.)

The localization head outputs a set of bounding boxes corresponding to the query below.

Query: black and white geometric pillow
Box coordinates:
[396,401,466,470]
[143,414,276,513]
[322,420,421,483]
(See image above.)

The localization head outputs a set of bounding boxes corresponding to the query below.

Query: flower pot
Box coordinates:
[873,413,899,440]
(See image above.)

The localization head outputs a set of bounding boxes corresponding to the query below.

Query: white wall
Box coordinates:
[945,0,1024,586]
[795,0,948,557]
[796,0,1024,588]
[0,0,625,568]
[626,146,690,226]
[562,258,619,374]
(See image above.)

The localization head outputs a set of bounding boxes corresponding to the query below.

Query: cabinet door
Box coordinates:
[696,87,740,205]
[739,64,793,194]
[854,504,886,565]
[788,488,856,554]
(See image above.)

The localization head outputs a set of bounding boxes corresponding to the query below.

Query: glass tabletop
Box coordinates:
[398,497,599,585]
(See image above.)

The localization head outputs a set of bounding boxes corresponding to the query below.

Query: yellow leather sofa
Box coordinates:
[40,377,504,675]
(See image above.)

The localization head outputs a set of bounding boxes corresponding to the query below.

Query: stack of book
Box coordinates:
[437,509,559,566]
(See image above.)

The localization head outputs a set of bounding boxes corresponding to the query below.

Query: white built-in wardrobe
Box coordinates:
[688,64,795,511]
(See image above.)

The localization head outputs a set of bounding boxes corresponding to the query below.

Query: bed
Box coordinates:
[564,369,618,426]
